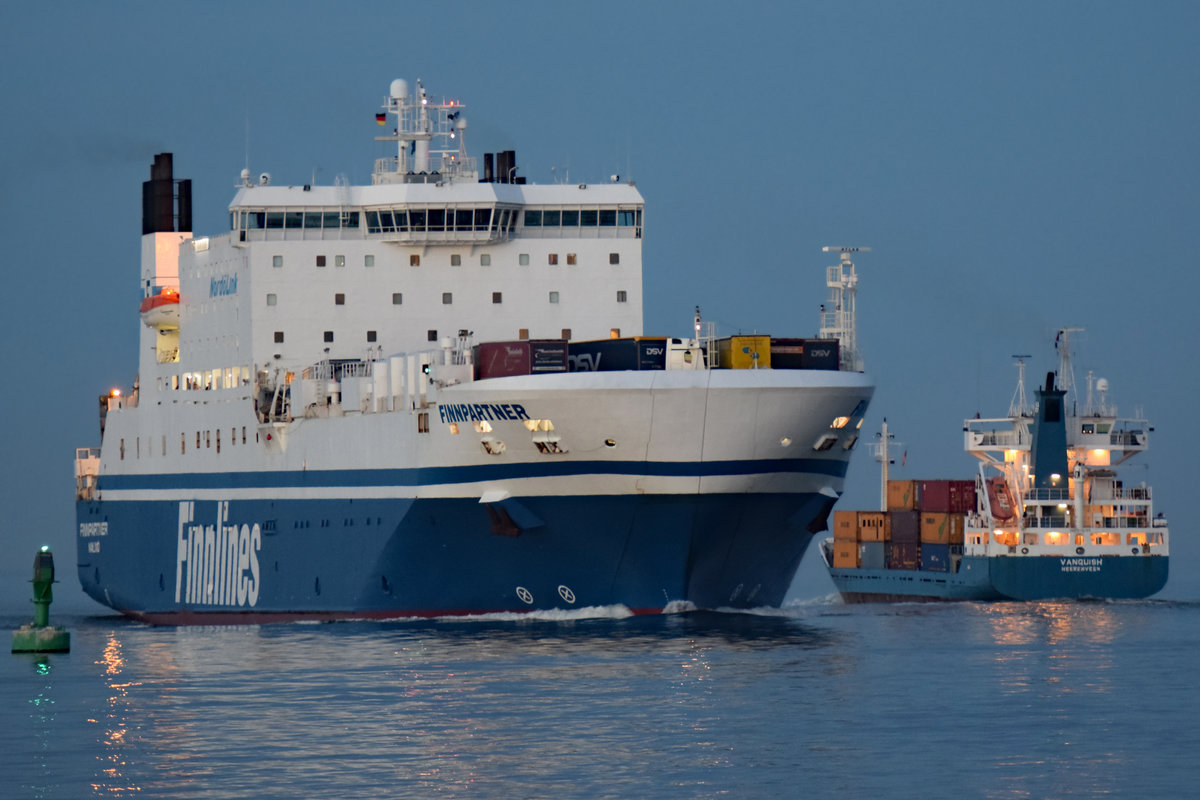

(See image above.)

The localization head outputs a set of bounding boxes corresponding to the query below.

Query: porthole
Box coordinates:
[604,438,617,448]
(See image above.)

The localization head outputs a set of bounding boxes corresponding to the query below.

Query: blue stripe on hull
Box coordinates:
[829,554,1168,602]
[97,457,847,492]
[77,492,836,621]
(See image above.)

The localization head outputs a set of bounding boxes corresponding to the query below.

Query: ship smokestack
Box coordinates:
[142,153,191,234]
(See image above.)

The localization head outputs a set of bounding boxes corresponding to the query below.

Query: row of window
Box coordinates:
[268,252,620,268]
[265,290,629,307]
[271,328,584,346]
[235,207,643,234]
[523,209,639,227]
[160,367,252,392]
[118,428,254,460]
[239,211,360,230]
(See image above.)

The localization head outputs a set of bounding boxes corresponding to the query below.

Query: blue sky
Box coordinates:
[2,1,1198,610]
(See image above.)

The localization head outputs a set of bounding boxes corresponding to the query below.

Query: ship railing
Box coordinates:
[1024,487,1071,501]
[963,420,1030,449]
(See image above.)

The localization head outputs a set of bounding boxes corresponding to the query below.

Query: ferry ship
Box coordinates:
[822,330,1168,602]
[74,79,875,623]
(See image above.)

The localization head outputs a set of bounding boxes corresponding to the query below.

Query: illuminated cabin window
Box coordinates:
[519,328,529,340]
[548,253,558,265]
[567,253,577,265]
[813,433,838,451]
[830,416,851,429]
[474,420,493,433]
[410,255,420,267]
[448,423,460,435]
[561,328,571,339]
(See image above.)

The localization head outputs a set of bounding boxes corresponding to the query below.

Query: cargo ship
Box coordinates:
[74,78,875,622]
[821,330,1168,602]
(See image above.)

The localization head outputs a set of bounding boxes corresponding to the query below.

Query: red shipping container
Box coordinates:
[475,340,567,379]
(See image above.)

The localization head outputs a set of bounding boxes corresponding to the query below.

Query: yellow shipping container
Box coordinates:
[920,513,964,544]
[716,335,772,369]
[887,480,918,511]
[858,511,890,542]
[833,510,859,541]
[832,540,860,569]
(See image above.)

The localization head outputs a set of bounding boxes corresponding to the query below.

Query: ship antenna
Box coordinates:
[1009,355,1032,417]
[1055,327,1083,408]
[870,419,902,512]
[820,246,868,372]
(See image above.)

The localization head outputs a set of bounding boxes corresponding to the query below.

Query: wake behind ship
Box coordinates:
[75,79,874,622]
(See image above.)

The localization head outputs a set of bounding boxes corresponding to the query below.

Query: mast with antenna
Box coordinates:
[819,246,868,372]
[869,419,903,512]
[1009,355,1032,417]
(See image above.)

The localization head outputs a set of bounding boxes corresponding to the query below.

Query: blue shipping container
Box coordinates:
[568,338,667,372]
[921,543,951,572]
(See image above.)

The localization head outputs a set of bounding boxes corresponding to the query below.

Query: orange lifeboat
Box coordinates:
[140,288,180,330]
[986,476,1017,522]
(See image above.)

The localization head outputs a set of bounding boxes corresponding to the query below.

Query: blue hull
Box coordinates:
[78,491,836,622]
[829,554,1168,603]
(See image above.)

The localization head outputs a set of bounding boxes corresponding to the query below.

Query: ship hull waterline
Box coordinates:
[78,489,838,623]
[827,554,1168,603]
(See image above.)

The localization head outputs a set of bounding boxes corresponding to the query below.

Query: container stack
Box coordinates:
[829,479,977,573]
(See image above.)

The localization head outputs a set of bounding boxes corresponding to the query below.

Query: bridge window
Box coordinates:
[525,210,542,227]
[599,209,616,226]
[543,210,560,226]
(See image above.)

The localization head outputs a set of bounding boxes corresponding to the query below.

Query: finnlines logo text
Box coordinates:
[210,274,238,297]
[176,501,261,606]
[1060,557,1102,573]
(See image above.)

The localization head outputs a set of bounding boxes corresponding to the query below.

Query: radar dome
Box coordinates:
[1096,378,1109,392]
[390,79,409,100]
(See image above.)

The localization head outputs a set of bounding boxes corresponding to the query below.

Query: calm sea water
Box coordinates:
[3,600,1197,799]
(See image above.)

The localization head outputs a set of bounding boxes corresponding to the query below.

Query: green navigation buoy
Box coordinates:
[11,546,70,653]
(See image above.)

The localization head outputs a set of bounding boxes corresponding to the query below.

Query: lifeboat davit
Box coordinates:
[140,289,180,330]
[986,476,1017,522]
